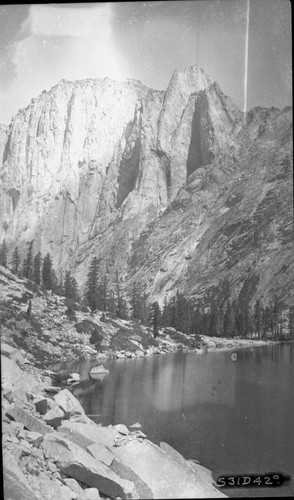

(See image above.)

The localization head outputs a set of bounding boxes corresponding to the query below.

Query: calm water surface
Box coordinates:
[52,343,294,497]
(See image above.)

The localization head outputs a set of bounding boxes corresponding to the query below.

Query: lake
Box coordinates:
[52,343,294,497]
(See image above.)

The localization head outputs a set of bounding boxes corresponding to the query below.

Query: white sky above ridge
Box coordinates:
[0,1,292,124]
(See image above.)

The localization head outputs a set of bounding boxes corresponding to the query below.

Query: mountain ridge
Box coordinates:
[0,65,293,311]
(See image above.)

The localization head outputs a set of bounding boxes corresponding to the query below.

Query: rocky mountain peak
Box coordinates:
[170,65,211,92]
[0,65,292,310]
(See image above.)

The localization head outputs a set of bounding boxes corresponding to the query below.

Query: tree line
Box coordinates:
[0,239,79,301]
[1,240,293,339]
[158,291,294,340]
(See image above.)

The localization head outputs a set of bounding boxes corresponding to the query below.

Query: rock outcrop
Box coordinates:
[2,336,226,499]
[0,65,292,308]
[129,105,293,307]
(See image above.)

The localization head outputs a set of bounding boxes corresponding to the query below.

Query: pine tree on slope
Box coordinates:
[11,246,21,275]
[22,240,34,279]
[150,301,161,338]
[33,251,42,285]
[42,253,53,290]
[84,256,100,312]
[0,240,8,268]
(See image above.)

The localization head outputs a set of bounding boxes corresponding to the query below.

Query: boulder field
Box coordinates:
[2,343,226,499]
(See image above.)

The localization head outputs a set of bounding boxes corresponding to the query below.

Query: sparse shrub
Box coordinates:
[12,292,33,304]
[75,319,103,335]
[89,330,103,349]
[26,299,32,318]
[29,316,43,334]
[65,302,76,321]
[80,305,90,313]
[75,320,104,349]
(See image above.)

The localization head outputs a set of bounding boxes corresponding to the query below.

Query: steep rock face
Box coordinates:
[1,78,164,263]
[129,106,293,307]
[1,66,236,269]
[0,66,292,308]
[0,124,8,158]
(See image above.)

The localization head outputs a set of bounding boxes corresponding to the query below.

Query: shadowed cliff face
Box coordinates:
[0,66,292,307]
[129,106,293,308]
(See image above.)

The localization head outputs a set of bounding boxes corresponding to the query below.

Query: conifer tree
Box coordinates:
[33,251,42,285]
[26,299,32,318]
[22,240,34,279]
[0,239,8,268]
[190,305,200,336]
[288,306,294,338]
[223,302,235,337]
[58,274,64,297]
[149,301,161,338]
[139,290,149,324]
[115,270,124,318]
[273,295,280,338]
[254,299,262,339]
[194,300,205,336]
[42,253,53,290]
[169,296,177,330]
[84,256,100,312]
[130,282,140,319]
[51,268,59,295]
[161,297,171,328]
[173,292,191,333]
[209,300,222,337]
[269,306,275,337]
[107,289,117,314]
[130,282,148,323]
[115,275,128,319]
[101,274,108,312]
[11,246,21,275]
[64,270,79,302]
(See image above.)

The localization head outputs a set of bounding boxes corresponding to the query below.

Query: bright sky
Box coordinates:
[0,1,292,124]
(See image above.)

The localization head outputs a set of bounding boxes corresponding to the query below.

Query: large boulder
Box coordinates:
[67,373,81,384]
[128,422,141,430]
[111,458,153,499]
[84,488,101,500]
[90,365,109,375]
[1,355,22,387]
[63,477,84,496]
[33,396,50,415]
[42,433,138,499]
[1,343,17,357]
[57,427,95,450]
[69,413,96,425]
[87,442,114,466]
[6,404,50,435]
[3,454,40,500]
[160,441,193,469]
[25,431,44,447]
[59,422,120,448]
[111,439,226,498]
[114,424,129,436]
[54,389,85,418]
[13,372,42,401]
[43,406,65,427]
[1,343,33,368]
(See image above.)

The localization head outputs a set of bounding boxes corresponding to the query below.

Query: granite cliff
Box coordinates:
[0,65,293,309]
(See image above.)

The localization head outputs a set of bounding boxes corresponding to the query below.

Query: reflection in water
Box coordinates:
[53,344,294,497]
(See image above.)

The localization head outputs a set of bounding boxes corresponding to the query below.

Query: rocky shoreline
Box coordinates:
[2,341,226,499]
[1,266,285,499]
